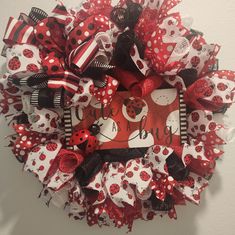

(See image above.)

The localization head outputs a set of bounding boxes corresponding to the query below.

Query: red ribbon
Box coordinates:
[58,149,84,173]
[3,11,117,107]
[3,17,35,46]
[68,39,99,74]
[12,124,50,160]
[130,75,164,97]
[113,67,143,90]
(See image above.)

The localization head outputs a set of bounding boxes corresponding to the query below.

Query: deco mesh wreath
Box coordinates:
[1,0,235,230]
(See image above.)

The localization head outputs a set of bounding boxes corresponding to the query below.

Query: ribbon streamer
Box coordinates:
[130,75,164,97]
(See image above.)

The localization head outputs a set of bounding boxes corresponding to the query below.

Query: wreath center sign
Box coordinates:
[0,0,235,230]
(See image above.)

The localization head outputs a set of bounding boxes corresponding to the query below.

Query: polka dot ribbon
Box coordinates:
[3,5,119,107]
[135,2,220,76]
[82,140,216,222]
[12,124,52,161]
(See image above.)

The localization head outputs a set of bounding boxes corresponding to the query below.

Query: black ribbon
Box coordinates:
[178,68,198,88]
[111,0,142,29]
[12,73,49,88]
[100,148,148,162]
[75,152,103,186]
[111,0,144,72]
[29,7,48,24]
[166,153,189,181]
[15,112,29,124]
[38,88,55,108]
[30,87,64,108]
[75,148,148,186]
[150,193,174,211]
[113,30,145,72]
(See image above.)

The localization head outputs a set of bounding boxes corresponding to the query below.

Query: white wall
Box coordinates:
[0,0,235,234]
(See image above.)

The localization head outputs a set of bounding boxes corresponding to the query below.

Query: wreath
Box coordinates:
[1,0,235,230]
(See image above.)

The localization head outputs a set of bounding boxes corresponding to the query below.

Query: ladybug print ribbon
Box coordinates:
[6,44,42,78]
[184,70,235,111]
[25,143,84,190]
[3,5,120,107]
[0,77,22,122]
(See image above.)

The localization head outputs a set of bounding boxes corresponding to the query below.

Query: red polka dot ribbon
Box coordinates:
[3,4,120,107]
[135,6,220,76]
[12,124,50,161]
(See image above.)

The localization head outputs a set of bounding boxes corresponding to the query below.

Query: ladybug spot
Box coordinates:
[71,38,77,45]
[38,33,44,39]
[76,30,82,36]
[46,22,54,29]
[51,66,59,72]
[88,23,95,30]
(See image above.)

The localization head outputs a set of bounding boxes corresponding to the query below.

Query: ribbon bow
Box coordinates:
[184,70,235,111]
[24,143,84,190]
[3,4,120,108]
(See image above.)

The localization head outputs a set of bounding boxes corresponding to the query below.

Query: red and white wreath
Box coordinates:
[0,0,235,230]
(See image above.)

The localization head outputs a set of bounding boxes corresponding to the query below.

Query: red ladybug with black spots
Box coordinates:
[69,124,100,155]
[124,97,146,119]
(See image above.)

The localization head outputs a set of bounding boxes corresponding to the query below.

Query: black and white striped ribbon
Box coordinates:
[90,61,115,70]
[29,7,48,24]
[93,79,107,88]
[30,88,63,108]
[11,73,48,89]
[179,91,187,145]
[30,90,40,106]
[63,108,74,150]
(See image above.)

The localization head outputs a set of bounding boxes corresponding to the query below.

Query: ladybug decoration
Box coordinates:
[8,56,21,71]
[69,124,100,155]
[124,97,146,119]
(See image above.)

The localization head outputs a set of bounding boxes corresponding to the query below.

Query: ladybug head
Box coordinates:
[88,124,101,136]
[123,98,131,106]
